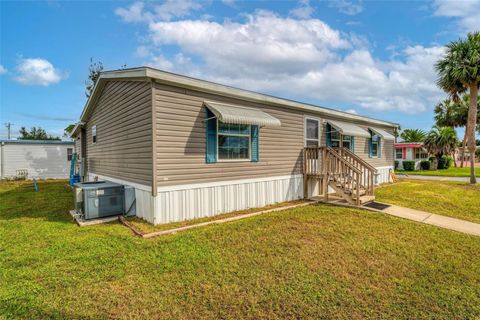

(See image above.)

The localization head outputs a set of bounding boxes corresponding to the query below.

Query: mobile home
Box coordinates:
[0,139,74,180]
[71,67,398,225]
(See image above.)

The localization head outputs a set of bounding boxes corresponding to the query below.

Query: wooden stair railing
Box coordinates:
[333,147,377,197]
[303,146,377,205]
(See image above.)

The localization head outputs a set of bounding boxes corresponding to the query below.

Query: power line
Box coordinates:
[4,122,13,140]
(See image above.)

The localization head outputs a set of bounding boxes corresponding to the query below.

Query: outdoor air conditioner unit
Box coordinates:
[74,181,125,220]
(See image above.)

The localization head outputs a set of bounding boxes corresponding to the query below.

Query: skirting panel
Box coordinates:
[154,175,304,225]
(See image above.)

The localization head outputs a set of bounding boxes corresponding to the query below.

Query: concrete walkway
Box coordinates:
[369,204,480,237]
[396,174,474,182]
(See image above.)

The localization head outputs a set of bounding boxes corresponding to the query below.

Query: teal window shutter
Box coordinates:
[351,136,355,153]
[378,137,381,158]
[205,108,217,163]
[251,125,259,162]
[326,124,332,147]
[368,130,373,158]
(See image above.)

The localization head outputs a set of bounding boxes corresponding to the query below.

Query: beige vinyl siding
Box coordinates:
[154,82,395,186]
[74,136,82,159]
[86,80,153,186]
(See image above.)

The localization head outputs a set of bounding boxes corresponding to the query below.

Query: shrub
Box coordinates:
[402,160,415,171]
[394,160,400,170]
[437,155,453,169]
[419,160,431,170]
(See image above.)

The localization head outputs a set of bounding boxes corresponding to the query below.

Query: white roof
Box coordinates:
[204,101,281,127]
[369,127,395,140]
[327,120,370,138]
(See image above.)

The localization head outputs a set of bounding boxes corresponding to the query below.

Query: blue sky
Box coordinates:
[0,0,479,139]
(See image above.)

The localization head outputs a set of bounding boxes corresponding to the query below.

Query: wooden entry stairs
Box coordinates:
[303,146,377,205]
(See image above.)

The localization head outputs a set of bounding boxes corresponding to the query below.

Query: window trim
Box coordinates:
[341,135,354,151]
[304,117,321,147]
[67,148,73,161]
[371,132,379,157]
[92,125,97,144]
[395,148,403,159]
[414,147,428,159]
[216,120,251,162]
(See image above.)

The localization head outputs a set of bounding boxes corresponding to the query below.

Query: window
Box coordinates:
[327,124,354,151]
[92,125,97,144]
[67,148,73,161]
[415,148,428,159]
[371,133,379,157]
[342,135,353,150]
[330,128,340,148]
[305,118,320,147]
[395,148,403,159]
[217,122,250,160]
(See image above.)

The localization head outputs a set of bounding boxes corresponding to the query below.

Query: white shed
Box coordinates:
[0,140,75,180]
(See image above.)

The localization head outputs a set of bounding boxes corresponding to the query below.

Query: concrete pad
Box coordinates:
[397,175,473,183]
[424,214,480,237]
[69,210,120,227]
[381,205,431,223]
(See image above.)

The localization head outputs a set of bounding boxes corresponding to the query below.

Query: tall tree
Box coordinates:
[18,127,61,140]
[399,128,427,143]
[85,58,103,98]
[424,126,458,168]
[434,96,469,167]
[436,31,480,184]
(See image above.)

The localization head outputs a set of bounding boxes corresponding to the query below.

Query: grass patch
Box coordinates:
[396,166,479,177]
[127,199,307,234]
[376,180,480,224]
[1,180,480,319]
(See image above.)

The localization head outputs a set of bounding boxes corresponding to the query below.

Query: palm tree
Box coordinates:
[399,128,427,143]
[434,96,468,167]
[436,32,480,184]
[424,126,458,169]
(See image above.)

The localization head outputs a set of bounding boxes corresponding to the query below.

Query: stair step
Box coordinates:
[358,195,375,204]
[348,189,367,196]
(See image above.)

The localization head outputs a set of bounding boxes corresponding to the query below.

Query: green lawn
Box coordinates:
[1,180,480,319]
[396,166,479,177]
[376,180,480,224]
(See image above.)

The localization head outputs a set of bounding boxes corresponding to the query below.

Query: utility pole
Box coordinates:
[5,122,12,139]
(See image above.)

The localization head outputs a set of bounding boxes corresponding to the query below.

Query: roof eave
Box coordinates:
[78,67,400,128]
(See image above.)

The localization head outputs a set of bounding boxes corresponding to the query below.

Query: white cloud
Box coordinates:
[14,58,66,86]
[115,2,149,22]
[119,9,445,114]
[433,0,480,31]
[328,0,363,15]
[115,0,203,23]
[290,0,315,19]
[0,64,7,75]
[344,109,358,114]
[222,0,236,6]
[155,0,202,21]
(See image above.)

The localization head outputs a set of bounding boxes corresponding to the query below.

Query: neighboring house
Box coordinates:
[394,142,429,170]
[0,140,74,179]
[455,146,480,165]
[71,67,398,225]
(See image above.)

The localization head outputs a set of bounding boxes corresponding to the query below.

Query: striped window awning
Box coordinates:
[369,127,395,140]
[204,101,281,127]
[327,120,370,138]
